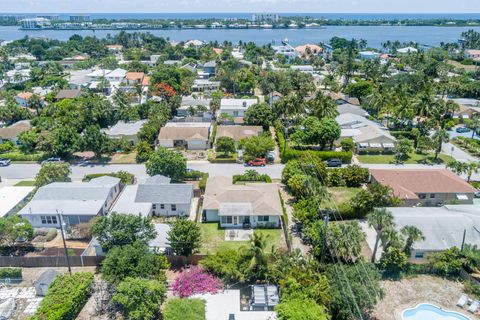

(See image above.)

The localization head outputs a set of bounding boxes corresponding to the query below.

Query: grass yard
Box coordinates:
[324,187,362,208]
[108,152,137,164]
[14,180,36,186]
[199,222,283,254]
[447,60,478,72]
[357,152,454,164]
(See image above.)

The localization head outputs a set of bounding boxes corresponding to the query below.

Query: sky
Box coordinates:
[0,0,479,14]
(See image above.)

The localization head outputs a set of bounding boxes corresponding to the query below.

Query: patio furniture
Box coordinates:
[457,294,469,307]
[468,300,479,313]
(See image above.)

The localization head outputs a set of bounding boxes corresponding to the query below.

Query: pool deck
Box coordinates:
[371,275,477,320]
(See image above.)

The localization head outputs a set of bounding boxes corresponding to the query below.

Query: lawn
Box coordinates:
[323,187,362,208]
[14,180,36,186]
[356,152,454,164]
[199,222,283,254]
[108,152,137,164]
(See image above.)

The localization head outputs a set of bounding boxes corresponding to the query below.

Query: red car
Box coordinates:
[246,158,266,167]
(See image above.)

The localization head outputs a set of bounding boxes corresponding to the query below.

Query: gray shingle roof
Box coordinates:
[135,184,193,204]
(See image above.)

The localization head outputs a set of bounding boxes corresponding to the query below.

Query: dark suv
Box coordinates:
[325,158,342,167]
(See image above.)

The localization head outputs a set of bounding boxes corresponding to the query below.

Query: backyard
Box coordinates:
[356,152,454,164]
[198,222,285,254]
[324,187,362,208]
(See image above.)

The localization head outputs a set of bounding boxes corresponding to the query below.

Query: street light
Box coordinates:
[57,210,72,275]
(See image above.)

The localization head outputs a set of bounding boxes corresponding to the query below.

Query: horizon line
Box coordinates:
[2,12,480,15]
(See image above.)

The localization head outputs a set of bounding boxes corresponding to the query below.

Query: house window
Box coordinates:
[171,204,177,211]
[160,204,165,209]
[41,215,58,225]
[414,252,425,259]
[152,204,157,209]
[221,216,233,224]
[430,194,436,199]
[233,111,239,117]
[258,216,270,222]
[418,194,426,199]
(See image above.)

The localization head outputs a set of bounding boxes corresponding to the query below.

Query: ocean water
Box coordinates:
[1,25,479,48]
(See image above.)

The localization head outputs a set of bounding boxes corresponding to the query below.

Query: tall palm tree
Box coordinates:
[466,162,479,183]
[401,226,425,256]
[308,91,338,119]
[432,128,450,160]
[243,233,271,280]
[367,208,395,263]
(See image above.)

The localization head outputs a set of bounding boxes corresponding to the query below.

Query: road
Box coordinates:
[1,161,479,182]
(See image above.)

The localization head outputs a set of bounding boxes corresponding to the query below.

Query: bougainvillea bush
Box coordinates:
[172,266,223,298]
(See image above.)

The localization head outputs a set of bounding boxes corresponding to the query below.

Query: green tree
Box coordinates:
[215,136,236,156]
[0,215,34,247]
[17,130,42,153]
[432,128,449,160]
[112,277,166,320]
[91,213,156,252]
[379,246,408,275]
[239,134,275,160]
[45,126,81,158]
[81,125,110,158]
[345,80,373,99]
[201,248,245,283]
[275,299,329,320]
[340,137,354,152]
[233,68,256,94]
[136,141,153,163]
[241,233,271,281]
[350,182,400,216]
[101,242,169,284]
[244,102,274,130]
[293,116,341,149]
[367,208,395,263]
[393,138,413,163]
[146,147,187,181]
[401,225,425,256]
[308,90,339,119]
[167,219,201,256]
[35,162,71,187]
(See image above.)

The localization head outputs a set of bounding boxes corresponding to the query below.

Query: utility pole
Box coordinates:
[461,229,467,252]
[57,211,72,275]
[320,213,330,264]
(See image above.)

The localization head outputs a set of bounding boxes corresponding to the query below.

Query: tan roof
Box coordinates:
[216,125,263,142]
[295,44,323,55]
[17,92,33,100]
[141,76,150,87]
[157,126,210,141]
[203,176,282,216]
[371,169,477,200]
[125,72,145,81]
[0,120,32,139]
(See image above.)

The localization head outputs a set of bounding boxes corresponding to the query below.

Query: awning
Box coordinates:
[359,143,369,148]
[456,194,469,200]
[462,115,470,119]
[369,143,382,148]
[382,143,395,148]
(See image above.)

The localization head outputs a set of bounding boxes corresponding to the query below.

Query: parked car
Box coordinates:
[456,127,471,133]
[246,158,266,167]
[41,157,63,164]
[0,158,11,167]
[266,151,275,163]
[475,191,480,198]
[325,158,342,167]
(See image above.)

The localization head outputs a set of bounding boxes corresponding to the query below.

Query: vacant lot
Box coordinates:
[199,222,284,254]
[324,187,361,208]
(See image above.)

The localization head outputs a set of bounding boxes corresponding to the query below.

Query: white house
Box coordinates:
[157,122,211,150]
[397,47,418,54]
[111,175,193,217]
[103,120,147,146]
[203,176,283,228]
[0,186,35,218]
[218,99,257,118]
[359,51,380,60]
[19,176,121,228]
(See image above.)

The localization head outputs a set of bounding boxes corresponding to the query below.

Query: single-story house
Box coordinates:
[216,125,263,146]
[465,49,480,61]
[218,99,257,118]
[359,51,380,60]
[111,175,193,217]
[55,89,82,101]
[337,103,369,117]
[34,269,60,296]
[203,176,282,228]
[397,47,418,54]
[102,120,147,146]
[15,92,33,107]
[157,122,211,150]
[0,186,35,218]
[370,169,477,206]
[19,176,121,228]
[385,205,480,260]
[0,120,32,144]
[177,96,212,117]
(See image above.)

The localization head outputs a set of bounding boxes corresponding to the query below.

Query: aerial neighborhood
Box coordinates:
[1,10,480,320]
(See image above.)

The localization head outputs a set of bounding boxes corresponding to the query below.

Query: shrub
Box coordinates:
[31,272,94,320]
[327,165,369,187]
[83,171,134,185]
[0,151,44,161]
[46,228,58,241]
[163,298,206,320]
[275,298,329,320]
[232,170,272,183]
[0,268,22,279]
[172,266,223,298]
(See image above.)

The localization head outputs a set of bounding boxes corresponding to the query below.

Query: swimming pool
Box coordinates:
[402,303,471,320]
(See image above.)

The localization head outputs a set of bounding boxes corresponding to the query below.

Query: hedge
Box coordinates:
[0,152,44,162]
[0,267,22,279]
[163,298,206,320]
[276,127,352,163]
[232,171,272,183]
[82,171,134,185]
[31,272,94,320]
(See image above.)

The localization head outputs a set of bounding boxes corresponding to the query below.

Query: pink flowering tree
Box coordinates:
[172,266,224,298]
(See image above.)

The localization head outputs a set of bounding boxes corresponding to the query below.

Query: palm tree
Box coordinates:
[308,91,338,119]
[367,208,395,263]
[432,128,450,160]
[447,160,468,176]
[243,233,271,280]
[466,162,479,183]
[401,226,425,256]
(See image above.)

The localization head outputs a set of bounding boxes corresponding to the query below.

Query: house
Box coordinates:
[370,169,477,206]
[0,186,35,218]
[203,61,217,77]
[450,98,480,120]
[203,176,283,228]
[177,96,212,117]
[5,69,31,83]
[290,65,316,74]
[157,122,211,150]
[55,89,82,101]
[125,72,146,86]
[397,47,418,54]
[34,269,60,296]
[337,103,369,117]
[149,223,172,253]
[15,92,33,107]
[218,99,257,117]
[106,44,124,53]
[184,39,205,48]
[111,175,193,217]
[67,69,93,90]
[272,44,298,60]
[294,44,323,58]
[465,49,480,61]
[385,205,480,260]
[359,51,380,60]
[336,113,395,151]
[192,79,221,92]
[216,125,263,146]
[19,176,121,228]
[0,120,32,144]
[103,120,147,146]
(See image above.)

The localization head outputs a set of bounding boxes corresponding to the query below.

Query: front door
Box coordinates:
[233,216,238,225]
